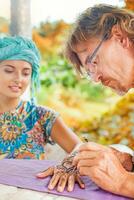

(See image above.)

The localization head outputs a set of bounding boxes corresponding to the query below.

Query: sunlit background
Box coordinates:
[0,0,134,148]
[0,0,125,24]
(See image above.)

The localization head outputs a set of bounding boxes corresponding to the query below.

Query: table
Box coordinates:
[0,159,130,200]
[0,184,76,200]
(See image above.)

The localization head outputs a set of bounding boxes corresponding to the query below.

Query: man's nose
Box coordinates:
[90,73,102,83]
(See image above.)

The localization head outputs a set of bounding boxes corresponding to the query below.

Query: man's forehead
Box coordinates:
[74,42,89,54]
[74,39,98,54]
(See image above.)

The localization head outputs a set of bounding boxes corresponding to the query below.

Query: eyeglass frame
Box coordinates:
[84,33,109,76]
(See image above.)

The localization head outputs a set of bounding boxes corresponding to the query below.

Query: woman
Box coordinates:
[65,4,134,198]
[0,35,84,192]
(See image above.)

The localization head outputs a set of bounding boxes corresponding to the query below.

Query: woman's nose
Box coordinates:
[14,72,22,83]
[14,80,19,84]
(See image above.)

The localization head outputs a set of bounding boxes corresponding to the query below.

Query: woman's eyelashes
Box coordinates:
[23,70,31,76]
[4,69,14,73]
[4,68,31,76]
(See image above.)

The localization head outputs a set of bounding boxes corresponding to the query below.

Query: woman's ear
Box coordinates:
[111,25,130,49]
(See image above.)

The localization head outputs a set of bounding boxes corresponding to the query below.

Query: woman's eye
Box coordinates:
[23,71,31,76]
[4,69,13,73]
[23,73,29,76]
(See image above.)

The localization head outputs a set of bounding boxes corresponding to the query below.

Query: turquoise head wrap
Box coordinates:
[0,36,41,100]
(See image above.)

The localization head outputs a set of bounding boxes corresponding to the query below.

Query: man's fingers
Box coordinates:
[36,167,54,178]
[79,142,104,152]
[75,174,85,189]
[67,174,75,192]
[48,172,61,190]
[77,159,98,170]
[57,173,68,192]
[73,151,100,166]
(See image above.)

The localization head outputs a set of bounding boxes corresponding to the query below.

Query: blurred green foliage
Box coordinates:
[39,56,112,102]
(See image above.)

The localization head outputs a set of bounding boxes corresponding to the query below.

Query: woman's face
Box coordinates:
[76,34,134,95]
[0,60,32,99]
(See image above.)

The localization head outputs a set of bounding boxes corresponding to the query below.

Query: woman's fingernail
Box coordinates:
[68,186,73,192]
[48,185,53,190]
[57,187,63,192]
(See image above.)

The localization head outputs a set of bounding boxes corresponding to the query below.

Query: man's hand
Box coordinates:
[36,155,85,192]
[110,147,133,171]
[73,142,130,196]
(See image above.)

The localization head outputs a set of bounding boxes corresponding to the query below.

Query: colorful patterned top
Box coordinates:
[0,101,59,160]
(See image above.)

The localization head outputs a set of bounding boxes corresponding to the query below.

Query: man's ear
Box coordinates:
[111,25,130,49]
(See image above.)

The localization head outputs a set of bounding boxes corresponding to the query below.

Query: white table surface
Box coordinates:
[0,184,77,200]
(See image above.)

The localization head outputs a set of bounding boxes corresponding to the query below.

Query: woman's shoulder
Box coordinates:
[21,100,59,117]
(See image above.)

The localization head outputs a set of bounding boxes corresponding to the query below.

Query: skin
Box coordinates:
[0,60,32,112]
[72,25,134,197]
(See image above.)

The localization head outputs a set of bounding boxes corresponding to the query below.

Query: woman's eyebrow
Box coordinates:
[23,67,31,70]
[2,65,31,70]
[2,64,15,68]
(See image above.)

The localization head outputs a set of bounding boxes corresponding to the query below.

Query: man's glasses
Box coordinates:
[82,33,108,80]
[86,33,108,66]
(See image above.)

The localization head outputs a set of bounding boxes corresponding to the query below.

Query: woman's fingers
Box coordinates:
[48,171,62,190]
[57,173,68,192]
[67,173,75,192]
[36,167,54,178]
[76,174,85,189]
[36,166,86,192]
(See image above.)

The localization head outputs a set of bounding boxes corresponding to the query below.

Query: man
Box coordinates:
[65,4,134,198]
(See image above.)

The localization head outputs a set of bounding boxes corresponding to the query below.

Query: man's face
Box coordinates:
[75,35,134,95]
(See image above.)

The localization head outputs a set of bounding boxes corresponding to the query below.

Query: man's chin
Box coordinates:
[111,89,128,96]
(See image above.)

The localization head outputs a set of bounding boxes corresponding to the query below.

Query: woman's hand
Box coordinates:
[36,154,85,192]
[73,142,129,195]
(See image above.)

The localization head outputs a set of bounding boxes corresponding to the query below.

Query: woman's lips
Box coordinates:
[8,86,21,92]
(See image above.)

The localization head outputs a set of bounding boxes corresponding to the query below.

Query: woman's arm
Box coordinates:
[51,117,82,153]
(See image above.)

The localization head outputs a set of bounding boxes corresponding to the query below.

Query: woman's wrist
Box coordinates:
[70,142,83,154]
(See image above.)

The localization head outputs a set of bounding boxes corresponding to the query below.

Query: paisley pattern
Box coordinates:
[0,101,58,159]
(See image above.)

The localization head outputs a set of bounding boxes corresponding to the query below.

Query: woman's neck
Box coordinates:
[0,95,20,113]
